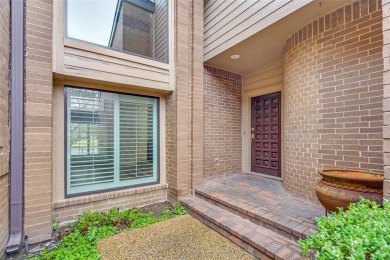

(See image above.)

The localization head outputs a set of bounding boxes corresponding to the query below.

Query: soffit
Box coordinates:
[204,0,352,76]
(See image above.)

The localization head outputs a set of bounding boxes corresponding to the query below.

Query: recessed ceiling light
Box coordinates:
[230,54,240,59]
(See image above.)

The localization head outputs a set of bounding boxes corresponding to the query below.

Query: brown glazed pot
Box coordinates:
[315,169,384,212]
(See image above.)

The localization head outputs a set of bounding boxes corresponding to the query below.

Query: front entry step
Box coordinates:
[181,196,303,260]
[194,174,323,242]
[195,189,316,241]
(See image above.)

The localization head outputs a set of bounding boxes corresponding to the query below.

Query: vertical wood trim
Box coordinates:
[53,0,64,74]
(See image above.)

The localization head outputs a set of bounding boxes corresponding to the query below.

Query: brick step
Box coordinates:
[181,196,303,260]
[195,189,317,241]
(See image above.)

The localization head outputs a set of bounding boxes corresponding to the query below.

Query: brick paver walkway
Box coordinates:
[195,173,324,239]
[183,174,325,259]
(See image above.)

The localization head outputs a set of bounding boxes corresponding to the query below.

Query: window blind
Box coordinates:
[119,100,154,181]
[66,88,158,195]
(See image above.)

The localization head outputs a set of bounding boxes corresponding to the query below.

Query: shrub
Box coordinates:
[52,218,60,232]
[299,198,390,260]
[31,203,186,259]
[39,226,116,260]
[172,203,187,216]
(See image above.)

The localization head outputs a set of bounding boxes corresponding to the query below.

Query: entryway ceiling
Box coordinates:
[204,0,351,76]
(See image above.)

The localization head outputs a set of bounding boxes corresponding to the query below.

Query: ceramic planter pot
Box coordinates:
[315,169,383,212]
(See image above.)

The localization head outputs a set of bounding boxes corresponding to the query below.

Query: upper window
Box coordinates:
[65,87,159,196]
[66,0,169,63]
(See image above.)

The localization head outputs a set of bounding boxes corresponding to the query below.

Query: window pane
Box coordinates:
[67,89,116,192]
[66,87,159,195]
[66,0,169,63]
[119,100,154,180]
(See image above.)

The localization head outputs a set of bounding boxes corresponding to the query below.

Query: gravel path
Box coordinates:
[98,215,254,260]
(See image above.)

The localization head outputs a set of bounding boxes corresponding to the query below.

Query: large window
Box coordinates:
[65,87,159,196]
[66,0,169,63]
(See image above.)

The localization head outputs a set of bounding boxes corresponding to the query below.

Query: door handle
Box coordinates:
[251,128,255,142]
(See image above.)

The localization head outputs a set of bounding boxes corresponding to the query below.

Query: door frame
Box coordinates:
[242,85,284,179]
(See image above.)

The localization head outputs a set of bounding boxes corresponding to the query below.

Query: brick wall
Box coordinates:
[166,0,191,202]
[110,0,168,63]
[24,0,53,243]
[166,0,204,201]
[192,0,205,190]
[203,66,242,178]
[283,0,383,201]
[122,2,154,58]
[53,184,167,222]
[383,0,390,200]
[0,0,10,257]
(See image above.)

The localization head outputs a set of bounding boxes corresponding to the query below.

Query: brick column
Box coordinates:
[284,0,383,202]
[0,0,10,256]
[383,0,390,200]
[166,0,204,202]
[191,0,204,189]
[24,0,53,243]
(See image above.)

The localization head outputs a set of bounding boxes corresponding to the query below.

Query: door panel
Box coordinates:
[251,92,281,177]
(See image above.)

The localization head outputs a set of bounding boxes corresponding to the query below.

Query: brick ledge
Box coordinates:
[53,183,168,209]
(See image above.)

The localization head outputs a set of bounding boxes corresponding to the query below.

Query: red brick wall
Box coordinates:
[0,0,10,256]
[203,66,242,178]
[283,0,383,201]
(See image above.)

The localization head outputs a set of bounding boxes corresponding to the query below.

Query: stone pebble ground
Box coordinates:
[98,215,255,260]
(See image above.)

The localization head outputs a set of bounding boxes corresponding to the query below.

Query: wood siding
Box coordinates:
[204,0,312,61]
[62,39,171,92]
[243,61,283,93]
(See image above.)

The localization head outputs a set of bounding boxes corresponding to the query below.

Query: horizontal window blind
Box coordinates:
[66,88,158,195]
[119,100,154,181]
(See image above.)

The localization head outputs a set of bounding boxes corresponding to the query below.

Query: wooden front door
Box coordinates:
[251,92,281,177]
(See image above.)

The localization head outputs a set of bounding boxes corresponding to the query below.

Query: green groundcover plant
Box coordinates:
[31,204,187,260]
[299,198,390,260]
